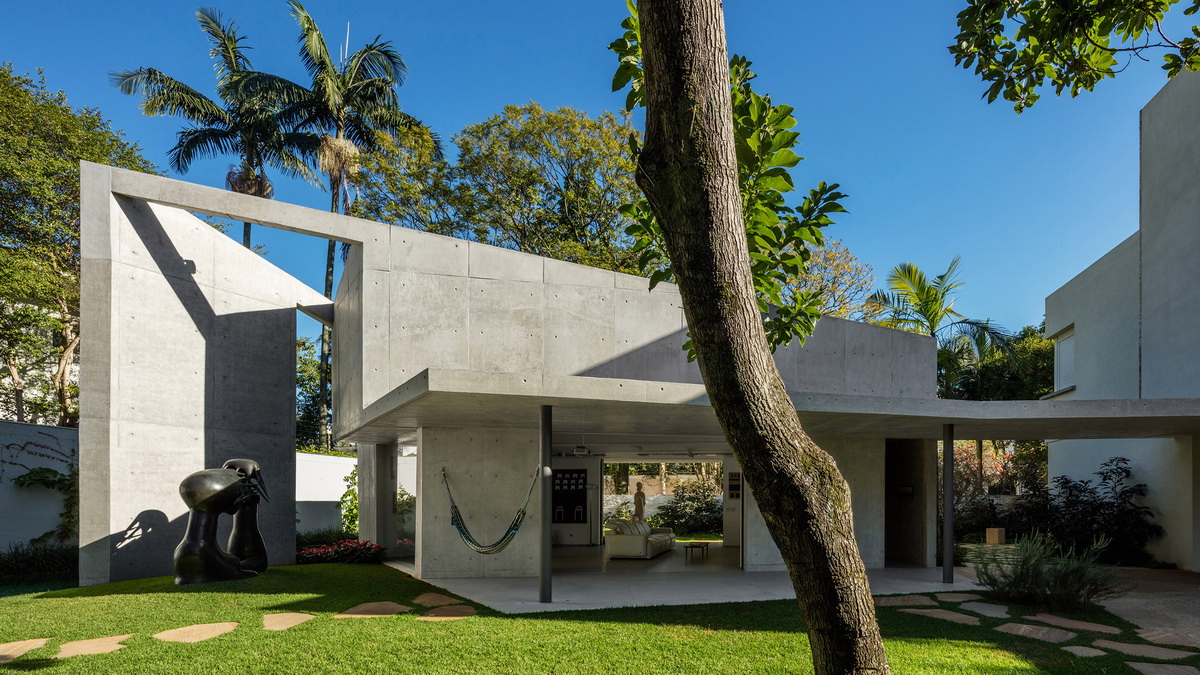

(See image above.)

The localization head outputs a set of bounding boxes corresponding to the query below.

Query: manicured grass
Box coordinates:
[1,564,1195,673]
[675,532,723,542]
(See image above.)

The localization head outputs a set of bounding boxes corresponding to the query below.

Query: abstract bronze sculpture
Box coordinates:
[172,459,269,585]
[223,458,269,573]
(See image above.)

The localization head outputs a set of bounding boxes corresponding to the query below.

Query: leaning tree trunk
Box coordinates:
[317,172,340,453]
[636,1,888,672]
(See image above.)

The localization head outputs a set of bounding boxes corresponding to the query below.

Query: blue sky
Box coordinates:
[3,1,1185,340]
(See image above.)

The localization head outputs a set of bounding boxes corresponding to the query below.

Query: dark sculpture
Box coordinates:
[222,458,269,573]
[173,466,263,585]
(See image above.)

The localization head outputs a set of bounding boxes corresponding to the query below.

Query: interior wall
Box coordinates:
[884,439,935,566]
[723,455,742,547]
[415,427,542,578]
[549,456,603,545]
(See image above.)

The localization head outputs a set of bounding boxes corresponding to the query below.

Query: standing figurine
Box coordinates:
[633,481,647,522]
[223,458,269,573]
[173,468,259,584]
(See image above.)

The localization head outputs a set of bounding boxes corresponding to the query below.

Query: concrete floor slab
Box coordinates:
[392,548,977,615]
[1104,570,1200,649]
[1126,663,1200,675]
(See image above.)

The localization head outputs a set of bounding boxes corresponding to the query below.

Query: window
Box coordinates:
[1054,328,1075,391]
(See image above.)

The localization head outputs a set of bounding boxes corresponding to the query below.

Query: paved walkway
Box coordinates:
[1103,568,1200,649]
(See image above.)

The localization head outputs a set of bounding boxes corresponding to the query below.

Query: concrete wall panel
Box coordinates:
[543,285,616,377]
[468,241,544,283]
[467,278,545,374]
[416,427,542,578]
[390,228,468,276]
[0,422,78,549]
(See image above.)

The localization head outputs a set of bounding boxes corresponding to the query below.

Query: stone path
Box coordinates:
[263,612,315,631]
[334,601,411,618]
[898,608,979,625]
[1126,663,1200,675]
[935,593,982,602]
[1026,612,1121,634]
[55,634,133,658]
[0,638,48,663]
[0,592,480,664]
[995,623,1077,643]
[153,622,238,643]
[960,601,1009,618]
[1092,639,1197,660]
[1061,645,1106,657]
[873,594,937,607]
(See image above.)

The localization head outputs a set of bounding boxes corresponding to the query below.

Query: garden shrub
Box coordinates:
[0,541,78,582]
[649,479,722,535]
[954,494,1001,542]
[975,533,1131,611]
[1004,457,1162,565]
[296,539,385,564]
[296,526,358,549]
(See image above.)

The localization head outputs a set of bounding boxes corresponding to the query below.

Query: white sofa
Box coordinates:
[604,519,676,559]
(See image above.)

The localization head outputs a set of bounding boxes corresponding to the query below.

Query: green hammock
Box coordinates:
[442,467,540,555]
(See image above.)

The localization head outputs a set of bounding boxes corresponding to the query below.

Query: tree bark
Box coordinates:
[5,356,26,423]
[635,1,888,672]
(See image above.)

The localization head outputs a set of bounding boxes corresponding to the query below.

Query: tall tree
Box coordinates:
[112,7,319,248]
[869,257,1016,398]
[951,0,1200,112]
[623,1,889,671]
[0,65,157,425]
[788,240,881,323]
[350,103,644,273]
[235,0,432,451]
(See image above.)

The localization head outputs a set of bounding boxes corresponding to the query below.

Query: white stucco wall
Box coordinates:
[0,422,77,548]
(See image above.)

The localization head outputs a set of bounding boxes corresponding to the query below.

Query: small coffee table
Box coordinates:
[683,542,710,560]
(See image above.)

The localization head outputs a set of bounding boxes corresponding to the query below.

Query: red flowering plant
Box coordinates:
[296,539,385,564]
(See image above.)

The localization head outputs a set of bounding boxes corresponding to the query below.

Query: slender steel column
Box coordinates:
[539,405,553,603]
[942,423,955,583]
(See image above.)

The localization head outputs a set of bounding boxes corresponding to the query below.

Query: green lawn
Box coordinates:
[0,564,1194,673]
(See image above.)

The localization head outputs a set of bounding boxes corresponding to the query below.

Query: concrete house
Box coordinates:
[78,75,1200,588]
[1043,71,1200,571]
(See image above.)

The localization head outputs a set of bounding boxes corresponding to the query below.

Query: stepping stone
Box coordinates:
[1127,663,1200,675]
[936,593,982,602]
[1026,612,1121,634]
[153,622,238,643]
[0,638,49,663]
[995,623,1077,643]
[1062,646,1107,658]
[874,594,937,607]
[1092,639,1196,660]
[413,592,463,607]
[55,634,134,658]
[415,604,477,622]
[334,601,410,618]
[1138,628,1200,649]
[961,601,1010,618]
[899,609,980,625]
[263,612,315,631]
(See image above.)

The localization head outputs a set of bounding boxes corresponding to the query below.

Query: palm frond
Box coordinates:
[196,7,251,82]
[344,39,407,85]
[110,68,229,126]
[168,126,240,174]
[289,1,337,86]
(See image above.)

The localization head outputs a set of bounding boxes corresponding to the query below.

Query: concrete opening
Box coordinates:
[884,438,935,567]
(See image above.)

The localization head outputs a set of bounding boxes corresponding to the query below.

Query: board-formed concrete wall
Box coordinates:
[0,422,78,548]
[79,166,331,584]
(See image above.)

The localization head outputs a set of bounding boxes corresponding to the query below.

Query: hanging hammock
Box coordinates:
[441,467,540,555]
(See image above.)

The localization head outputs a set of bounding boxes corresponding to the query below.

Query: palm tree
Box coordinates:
[232,0,436,449]
[868,256,1018,398]
[112,7,319,248]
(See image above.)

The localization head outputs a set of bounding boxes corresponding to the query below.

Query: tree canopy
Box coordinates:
[0,65,156,425]
[352,102,645,274]
[952,0,1200,112]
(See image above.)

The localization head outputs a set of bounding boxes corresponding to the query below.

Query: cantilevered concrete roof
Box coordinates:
[340,368,1200,446]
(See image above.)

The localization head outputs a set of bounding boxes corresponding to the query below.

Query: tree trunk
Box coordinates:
[5,356,26,423]
[243,222,253,249]
[317,172,341,453]
[636,1,888,672]
[54,317,80,427]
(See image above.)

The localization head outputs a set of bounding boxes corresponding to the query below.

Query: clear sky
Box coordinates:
[3,1,1186,340]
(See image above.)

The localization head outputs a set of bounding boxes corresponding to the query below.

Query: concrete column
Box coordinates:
[358,442,398,553]
[540,405,552,603]
[942,424,955,583]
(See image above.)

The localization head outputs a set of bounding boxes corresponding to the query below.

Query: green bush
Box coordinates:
[1004,457,1162,565]
[649,480,722,536]
[0,541,77,582]
[296,526,358,549]
[975,533,1131,611]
